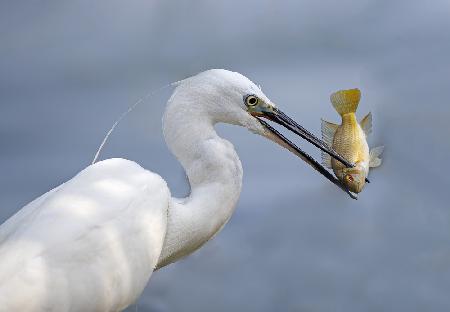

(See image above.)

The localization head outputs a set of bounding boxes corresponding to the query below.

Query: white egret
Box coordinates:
[0,69,355,311]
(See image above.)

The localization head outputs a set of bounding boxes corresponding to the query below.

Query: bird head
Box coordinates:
[168,69,356,198]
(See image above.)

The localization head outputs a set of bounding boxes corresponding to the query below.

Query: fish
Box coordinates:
[321,88,383,194]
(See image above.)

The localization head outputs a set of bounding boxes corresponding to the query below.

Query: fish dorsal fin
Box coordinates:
[360,112,372,136]
[369,145,384,167]
[321,119,338,168]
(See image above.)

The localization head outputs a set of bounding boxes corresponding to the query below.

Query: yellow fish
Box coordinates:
[321,89,383,194]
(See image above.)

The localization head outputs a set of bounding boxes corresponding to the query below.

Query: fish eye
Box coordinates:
[244,95,259,106]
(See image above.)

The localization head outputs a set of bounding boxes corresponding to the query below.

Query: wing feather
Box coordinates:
[0,158,169,311]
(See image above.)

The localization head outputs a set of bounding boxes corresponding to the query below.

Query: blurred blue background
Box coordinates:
[1,1,450,311]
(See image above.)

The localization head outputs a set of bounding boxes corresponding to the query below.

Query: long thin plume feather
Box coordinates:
[91,83,174,164]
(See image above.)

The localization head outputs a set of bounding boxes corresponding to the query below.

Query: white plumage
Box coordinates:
[0,69,350,311]
[0,159,169,311]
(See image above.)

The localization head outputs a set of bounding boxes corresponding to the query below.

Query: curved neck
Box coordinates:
[156,91,243,268]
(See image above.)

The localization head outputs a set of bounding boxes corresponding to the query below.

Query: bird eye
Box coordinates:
[346,174,354,182]
[245,95,259,106]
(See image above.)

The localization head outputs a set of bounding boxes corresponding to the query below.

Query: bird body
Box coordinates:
[0,159,169,311]
[321,89,384,193]
[0,69,354,311]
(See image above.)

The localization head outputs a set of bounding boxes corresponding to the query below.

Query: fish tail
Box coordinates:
[330,89,361,116]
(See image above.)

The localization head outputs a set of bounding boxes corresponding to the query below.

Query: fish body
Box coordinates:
[321,89,383,193]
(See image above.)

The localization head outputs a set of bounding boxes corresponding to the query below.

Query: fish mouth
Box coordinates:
[254,108,357,200]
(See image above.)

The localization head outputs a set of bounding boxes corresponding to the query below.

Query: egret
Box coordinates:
[0,69,354,311]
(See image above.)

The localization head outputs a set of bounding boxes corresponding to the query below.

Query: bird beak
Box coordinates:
[252,107,357,199]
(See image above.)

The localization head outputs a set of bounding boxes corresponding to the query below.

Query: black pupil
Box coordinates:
[248,97,257,105]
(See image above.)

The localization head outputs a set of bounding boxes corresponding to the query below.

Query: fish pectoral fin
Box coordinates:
[321,119,338,169]
[360,112,372,137]
[369,145,384,167]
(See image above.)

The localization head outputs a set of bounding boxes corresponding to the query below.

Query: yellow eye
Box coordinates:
[245,95,259,106]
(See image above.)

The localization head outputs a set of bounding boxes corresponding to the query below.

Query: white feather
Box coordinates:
[0,159,169,311]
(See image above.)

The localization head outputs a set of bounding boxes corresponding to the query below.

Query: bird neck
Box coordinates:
[156,95,243,268]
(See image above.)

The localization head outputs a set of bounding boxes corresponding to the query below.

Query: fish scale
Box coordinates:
[332,114,369,176]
